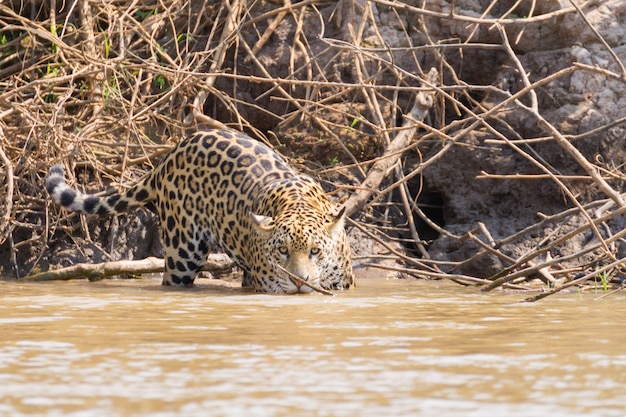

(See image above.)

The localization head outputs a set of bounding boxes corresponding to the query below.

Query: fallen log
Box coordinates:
[20,256,236,282]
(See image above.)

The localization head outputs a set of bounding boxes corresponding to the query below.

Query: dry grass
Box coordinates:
[1,0,625,299]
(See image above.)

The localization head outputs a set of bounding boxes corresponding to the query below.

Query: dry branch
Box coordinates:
[344,67,438,217]
[184,0,244,126]
[0,127,13,246]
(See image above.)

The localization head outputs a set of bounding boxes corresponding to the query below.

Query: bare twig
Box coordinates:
[185,0,244,126]
[0,127,13,246]
[344,67,439,217]
[274,264,337,296]
[568,0,626,79]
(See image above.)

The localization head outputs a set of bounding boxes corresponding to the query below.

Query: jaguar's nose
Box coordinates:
[297,283,315,294]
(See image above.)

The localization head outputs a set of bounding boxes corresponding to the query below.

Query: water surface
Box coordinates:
[1,276,625,417]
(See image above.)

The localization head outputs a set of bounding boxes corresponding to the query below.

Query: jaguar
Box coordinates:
[45,129,354,294]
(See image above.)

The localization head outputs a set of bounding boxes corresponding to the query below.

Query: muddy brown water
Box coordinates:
[1,274,625,417]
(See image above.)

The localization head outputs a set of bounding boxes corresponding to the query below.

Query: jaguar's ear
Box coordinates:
[327,205,346,237]
[250,212,275,233]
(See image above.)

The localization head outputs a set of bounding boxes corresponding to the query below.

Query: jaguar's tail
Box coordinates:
[45,164,154,215]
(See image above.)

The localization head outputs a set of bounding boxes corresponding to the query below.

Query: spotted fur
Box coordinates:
[45,129,353,294]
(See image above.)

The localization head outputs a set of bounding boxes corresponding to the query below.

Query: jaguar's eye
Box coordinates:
[278,246,289,256]
[310,247,321,256]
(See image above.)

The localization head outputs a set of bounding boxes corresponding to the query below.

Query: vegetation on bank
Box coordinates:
[1,0,625,301]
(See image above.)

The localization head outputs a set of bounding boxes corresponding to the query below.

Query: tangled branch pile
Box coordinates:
[1,0,625,300]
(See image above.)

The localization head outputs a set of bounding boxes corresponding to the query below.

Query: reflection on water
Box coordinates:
[1,275,625,417]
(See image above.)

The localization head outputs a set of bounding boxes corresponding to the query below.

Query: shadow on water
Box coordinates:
[1,273,625,417]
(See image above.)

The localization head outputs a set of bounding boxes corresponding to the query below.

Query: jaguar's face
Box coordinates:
[250,209,345,294]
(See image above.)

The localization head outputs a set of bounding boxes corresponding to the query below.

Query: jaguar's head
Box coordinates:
[250,206,346,294]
